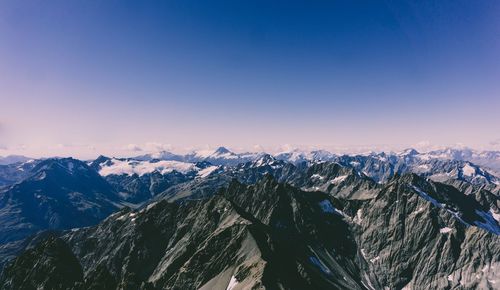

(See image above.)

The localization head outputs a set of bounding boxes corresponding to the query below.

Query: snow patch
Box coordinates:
[116,213,128,221]
[416,164,430,172]
[353,209,363,224]
[99,159,197,176]
[490,209,500,223]
[330,175,348,184]
[197,166,218,178]
[411,186,441,207]
[440,227,452,233]
[462,163,476,177]
[412,206,425,215]
[350,161,360,167]
[226,276,238,290]
[311,174,325,180]
[145,202,158,212]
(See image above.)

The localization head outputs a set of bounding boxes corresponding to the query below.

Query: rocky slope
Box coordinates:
[1,174,499,289]
[0,176,364,289]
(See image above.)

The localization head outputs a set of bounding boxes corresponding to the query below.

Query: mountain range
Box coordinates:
[0,147,498,289]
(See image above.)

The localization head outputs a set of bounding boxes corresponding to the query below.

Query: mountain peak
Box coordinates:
[213,146,232,155]
[400,148,419,156]
[252,154,277,167]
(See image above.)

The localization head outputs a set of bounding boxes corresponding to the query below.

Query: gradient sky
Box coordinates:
[1,0,499,158]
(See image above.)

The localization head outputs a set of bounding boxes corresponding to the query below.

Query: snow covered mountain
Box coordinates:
[131,146,500,182]
[89,156,221,203]
[133,146,262,166]
[421,148,500,174]
[333,150,500,187]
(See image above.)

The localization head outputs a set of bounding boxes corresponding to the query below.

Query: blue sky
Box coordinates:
[0,0,499,157]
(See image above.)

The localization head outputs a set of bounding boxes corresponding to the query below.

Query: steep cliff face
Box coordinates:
[0,177,366,289]
[1,174,499,290]
[0,237,84,290]
[352,174,499,289]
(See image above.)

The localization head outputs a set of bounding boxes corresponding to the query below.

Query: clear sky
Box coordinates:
[1,0,499,158]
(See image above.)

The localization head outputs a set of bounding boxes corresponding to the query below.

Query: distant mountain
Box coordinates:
[0,159,39,188]
[0,155,31,166]
[90,156,220,203]
[423,148,500,175]
[333,150,500,187]
[129,146,500,185]
[275,149,336,164]
[132,151,185,162]
[0,158,122,268]
[131,147,262,166]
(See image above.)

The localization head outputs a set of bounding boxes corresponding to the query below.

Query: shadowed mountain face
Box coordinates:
[0,158,119,243]
[0,160,39,188]
[0,158,122,268]
[1,174,498,290]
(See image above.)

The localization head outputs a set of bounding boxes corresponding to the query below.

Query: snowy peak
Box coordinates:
[251,154,278,167]
[89,155,111,170]
[398,148,419,156]
[274,150,313,164]
[205,147,238,160]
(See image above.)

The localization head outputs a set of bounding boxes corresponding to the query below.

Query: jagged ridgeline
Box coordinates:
[0,148,498,289]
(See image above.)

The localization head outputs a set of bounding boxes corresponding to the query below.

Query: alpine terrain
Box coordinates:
[0,147,498,289]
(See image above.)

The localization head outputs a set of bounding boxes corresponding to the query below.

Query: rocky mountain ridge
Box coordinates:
[1,173,499,289]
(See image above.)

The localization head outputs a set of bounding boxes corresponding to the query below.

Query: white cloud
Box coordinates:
[125,144,143,152]
[252,144,265,152]
[120,142,173,154]
[143,142,172,152]
[490,139,500,147]
[413,140,434,152]
[415,140,430,147]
